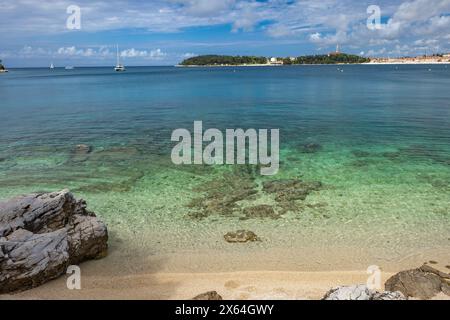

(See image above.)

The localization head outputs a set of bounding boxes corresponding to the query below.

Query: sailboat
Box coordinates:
[0,59,8,73]
[50,62,55,69]
[114,45,126,72]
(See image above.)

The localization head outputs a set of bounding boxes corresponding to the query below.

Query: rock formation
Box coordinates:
[0,190,108,294]
[192,291,223,300]
[322,285,406,300]
[224,230,259,243]
[385,264,450,299]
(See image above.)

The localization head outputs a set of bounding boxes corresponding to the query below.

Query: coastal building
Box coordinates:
[269,57,283,65]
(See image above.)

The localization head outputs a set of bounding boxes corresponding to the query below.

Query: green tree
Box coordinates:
[180,55,268,66]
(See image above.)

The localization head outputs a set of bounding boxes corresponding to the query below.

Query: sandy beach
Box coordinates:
[0,269,395,300]
[2,242,449,300]
[3,269,449,300]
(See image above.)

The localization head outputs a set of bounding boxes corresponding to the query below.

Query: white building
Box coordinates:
[269,57,283,65]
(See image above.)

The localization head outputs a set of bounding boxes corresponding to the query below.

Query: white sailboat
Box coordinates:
[50,62,55,69]
[114,45,126,72]
[0,59,8,73]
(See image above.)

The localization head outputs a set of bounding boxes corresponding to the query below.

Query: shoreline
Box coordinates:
[0,270,397,300]
[176,61,450,67]
[3,269,449,300]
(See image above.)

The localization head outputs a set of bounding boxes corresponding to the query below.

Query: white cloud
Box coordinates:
[57,46,98,57]
[182,52,196,58]
[149,48,166,58]
[120,48,166,59]
[120,48,148,58]
[54,46,166,60]
[172,0,236,17]
[267,24,295,38]
[302,0,450,55]
[1,0,450,63]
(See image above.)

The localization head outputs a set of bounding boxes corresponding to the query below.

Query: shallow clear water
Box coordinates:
[0,65,449,272]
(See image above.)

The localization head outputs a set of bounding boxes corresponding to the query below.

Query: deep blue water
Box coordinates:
[1,65,449,152]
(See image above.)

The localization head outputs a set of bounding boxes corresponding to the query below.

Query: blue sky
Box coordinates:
[1,0,449,67]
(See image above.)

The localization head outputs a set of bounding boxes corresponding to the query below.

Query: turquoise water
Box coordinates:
[0,65,449,272]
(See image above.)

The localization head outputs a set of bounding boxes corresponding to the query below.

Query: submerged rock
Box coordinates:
[243,205,280,219]
[224,230,259,243]
[351,150,371,158]
[301,143,322,154]
[187,170,257,219]
[322,285,406,300]
[382,151,401,160]
[385,264,450,299]
[263,179,322,194]
[71,144,92,162]
[75,144,92,154]
[263,179,301,193]
[0,190,108,294]
[192,291,223,300]
[263,179,322,203]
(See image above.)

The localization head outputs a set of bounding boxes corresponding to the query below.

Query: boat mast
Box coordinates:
[116,44,120,66]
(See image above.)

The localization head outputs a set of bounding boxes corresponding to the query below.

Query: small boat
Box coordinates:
[114,45,126,72]
[0,60,8,73]
[50,62,55,69]
[65,66,75,70]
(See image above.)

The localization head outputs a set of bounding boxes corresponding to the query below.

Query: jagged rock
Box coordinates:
[224,230,259,243]
[0,190,108,294]
[385,264,450,299]
[322,285,406,300]
[192,291,223,300]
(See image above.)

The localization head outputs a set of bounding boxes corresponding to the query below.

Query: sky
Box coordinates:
[0,0,449,67]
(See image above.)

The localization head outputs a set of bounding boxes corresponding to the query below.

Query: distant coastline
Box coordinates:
[179,53,369,67]
[178,53,450,67]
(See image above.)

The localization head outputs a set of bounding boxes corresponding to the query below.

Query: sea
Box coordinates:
[0,65,449,272]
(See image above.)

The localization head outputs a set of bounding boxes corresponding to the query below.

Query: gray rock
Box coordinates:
[372,290,407,300]
[322,285,406,300]
[224,230,259,243]
[192,291,223,300]
[0,190,107,294]
[385,264,450,299]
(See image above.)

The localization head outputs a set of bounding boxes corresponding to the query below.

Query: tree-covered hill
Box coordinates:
[180,53,370,66]
[180,55,268,66]
[295,53,370,64]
